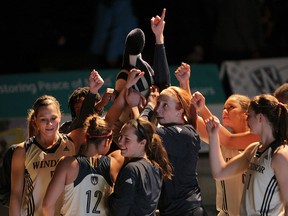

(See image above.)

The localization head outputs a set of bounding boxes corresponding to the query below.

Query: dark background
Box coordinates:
[1,0,288,74]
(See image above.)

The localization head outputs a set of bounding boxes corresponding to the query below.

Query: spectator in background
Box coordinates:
[90,0,138,68]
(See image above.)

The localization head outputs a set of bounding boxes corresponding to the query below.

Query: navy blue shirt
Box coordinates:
[109,158,162,216]
[157,124,203,216]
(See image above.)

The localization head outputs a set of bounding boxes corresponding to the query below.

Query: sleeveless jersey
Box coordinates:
[240,143,284,215]
[60,155,112,216]
[216,146,243,216]
[21,135,76,216]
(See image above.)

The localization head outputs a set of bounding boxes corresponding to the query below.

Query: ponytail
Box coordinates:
[146,134,173,180]
[277,103,288,142]
[130,117,173,180]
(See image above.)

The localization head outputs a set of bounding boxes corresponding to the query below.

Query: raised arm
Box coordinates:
[151,8,166,44]
[140,85,159,122]
[192,91,259,149]
[105,69,144,127]
[74,69,104,122]
[175,62,191,96]
[62,70,104,133]
[151,8,170,91]
[95,88,115,114]
[125,87,144,119]
[206,117,251,179]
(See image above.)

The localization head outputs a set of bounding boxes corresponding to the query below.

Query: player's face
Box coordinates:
[35,104,61,137]
[222,96,246,130]
[73,96,85,117]
[155,92,181,125]
[118,125,145,159]
[246,108,260,135]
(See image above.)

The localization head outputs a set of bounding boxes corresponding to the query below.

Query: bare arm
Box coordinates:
[105,69,144,127]
[125,88,142,119]
[219,129,259,150]
[68,127,86,153]
[95,88,115,113]
[206,117,252,179]
[9,143,25,216]
[108,150,125,183]
[192,91,259,149]
[272,147,288,215]
[43,157,77,216]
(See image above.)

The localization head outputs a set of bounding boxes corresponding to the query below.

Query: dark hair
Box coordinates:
[274,83,288,105]
[68,87,89,119]
[127,117,173,180]
[249,94,288,143]
[32,95,61,117]
[83,114,112,146]
[164,86,197,129]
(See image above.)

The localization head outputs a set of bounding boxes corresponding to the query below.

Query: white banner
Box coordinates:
[220,57,288,98]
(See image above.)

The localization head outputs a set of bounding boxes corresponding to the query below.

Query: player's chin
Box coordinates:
[156,117,165,124]
[120,148,128,156]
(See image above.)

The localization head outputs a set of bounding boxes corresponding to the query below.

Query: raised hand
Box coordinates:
[89,69,104,94]
[98,88,115,108]
[191,91,206,112]
[126,68,145,89]
[151,8,166,44]
[205,117,220,135]
[146,85,159,109]
[125,88,142,108]
[175,62,191,84]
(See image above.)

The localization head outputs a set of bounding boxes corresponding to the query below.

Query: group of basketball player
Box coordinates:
[5,7,288,216]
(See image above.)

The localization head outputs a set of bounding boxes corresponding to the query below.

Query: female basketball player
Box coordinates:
[206,94,288,215]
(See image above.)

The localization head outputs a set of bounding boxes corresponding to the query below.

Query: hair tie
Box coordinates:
[87,130,112,139]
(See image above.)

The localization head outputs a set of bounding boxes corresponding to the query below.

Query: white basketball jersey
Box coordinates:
[240,144,284,215]
[216,146,243,216]
[21,135,76,216]
[60,156,112,216]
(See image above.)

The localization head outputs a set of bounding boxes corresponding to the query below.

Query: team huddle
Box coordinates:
[1,8,288,216]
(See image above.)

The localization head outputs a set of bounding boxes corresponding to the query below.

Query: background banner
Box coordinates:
[0,64,225,157]
[220,57,288,98]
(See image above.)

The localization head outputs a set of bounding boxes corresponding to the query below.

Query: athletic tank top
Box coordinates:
[240,143,284,215]
[60,155,112,216]
[216,146,243,216]
[21,135,76,216]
